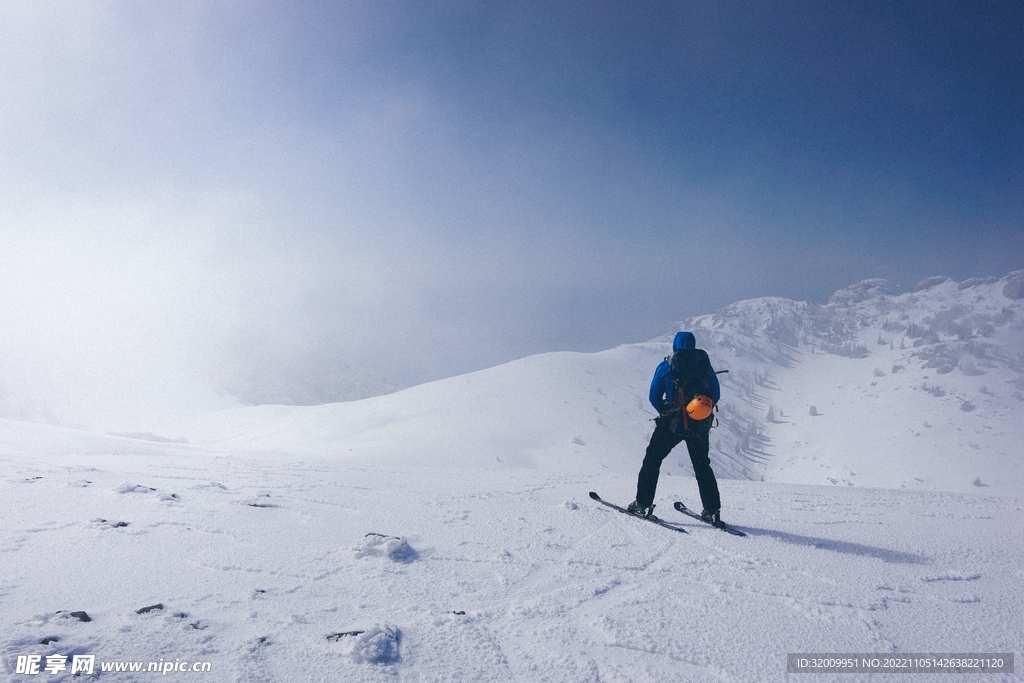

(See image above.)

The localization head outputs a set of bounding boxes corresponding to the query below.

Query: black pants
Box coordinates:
[635,418,721,513]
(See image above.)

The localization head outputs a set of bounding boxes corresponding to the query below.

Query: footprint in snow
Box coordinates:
[91,518,130,528]
[115,483,157,494]
[195,481,229,491]
[242,493,278,508]
[921,572,982,582]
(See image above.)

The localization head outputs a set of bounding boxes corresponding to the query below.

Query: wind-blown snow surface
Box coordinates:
[1,271,1023,681]
[1,439,1021,682]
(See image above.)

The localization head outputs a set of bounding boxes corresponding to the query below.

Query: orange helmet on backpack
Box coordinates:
[685,395,714,421]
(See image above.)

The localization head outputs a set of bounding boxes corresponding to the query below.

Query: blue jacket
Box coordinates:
[649,331,721,414]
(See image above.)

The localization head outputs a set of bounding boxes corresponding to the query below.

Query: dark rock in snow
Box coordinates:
[326,631,365,641]
[245,493,277,508]
[92,518,129,528]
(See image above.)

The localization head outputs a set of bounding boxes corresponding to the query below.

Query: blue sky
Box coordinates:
[1,1,1022,391]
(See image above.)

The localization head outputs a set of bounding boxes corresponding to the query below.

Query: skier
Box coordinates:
[628,331,724,526]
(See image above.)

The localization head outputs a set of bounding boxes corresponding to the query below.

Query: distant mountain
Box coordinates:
[219,351,403,406]
[660,270,1024,492]
[169,269,1023,497]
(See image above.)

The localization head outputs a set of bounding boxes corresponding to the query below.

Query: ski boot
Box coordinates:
[627,501,656,519]
[701,508,723,527]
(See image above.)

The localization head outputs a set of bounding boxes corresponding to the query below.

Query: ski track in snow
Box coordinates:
[1,446,1021,683]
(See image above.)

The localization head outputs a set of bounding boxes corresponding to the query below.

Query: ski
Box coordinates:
[589,492,688,533]
[673,501,746,536]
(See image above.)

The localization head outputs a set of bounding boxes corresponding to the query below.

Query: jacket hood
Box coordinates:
[673,331,696,351]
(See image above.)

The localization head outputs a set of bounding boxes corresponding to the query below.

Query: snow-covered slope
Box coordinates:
[668,272,1024,494]
[151,270,1024,496]
[1,270,1022,682]
[160,344,668,472]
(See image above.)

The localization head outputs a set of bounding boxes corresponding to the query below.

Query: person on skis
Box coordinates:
[628,331,725,526]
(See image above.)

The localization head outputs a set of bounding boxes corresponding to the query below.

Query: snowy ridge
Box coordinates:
[659,271,1024,494]
[153,269,1024,496]
[163,344,668,472]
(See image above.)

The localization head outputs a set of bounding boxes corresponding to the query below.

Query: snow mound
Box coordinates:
[346,624,400,665]
[353,533,418,563]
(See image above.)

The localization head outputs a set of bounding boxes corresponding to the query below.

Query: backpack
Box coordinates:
[665,348,715,435]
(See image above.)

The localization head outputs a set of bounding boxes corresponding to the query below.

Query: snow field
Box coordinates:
[1,443,1021,682]
[2,272,1022,681]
